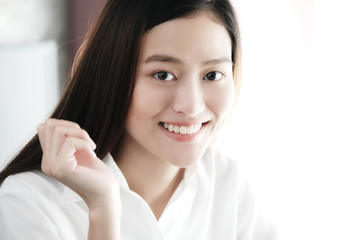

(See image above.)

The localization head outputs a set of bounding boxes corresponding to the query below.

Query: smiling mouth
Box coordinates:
[159,122,207,135]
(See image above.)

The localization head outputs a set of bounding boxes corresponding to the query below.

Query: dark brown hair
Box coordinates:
[0,0,240,184]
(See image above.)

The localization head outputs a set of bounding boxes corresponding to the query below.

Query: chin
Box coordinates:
[165,145,208,168]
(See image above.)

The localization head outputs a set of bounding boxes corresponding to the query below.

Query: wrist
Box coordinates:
[88,193,121,240]
[85,182,120,208]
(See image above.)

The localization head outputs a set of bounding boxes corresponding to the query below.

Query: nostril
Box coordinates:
[171,98,205,117]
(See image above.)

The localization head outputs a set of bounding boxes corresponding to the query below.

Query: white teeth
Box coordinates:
[187,125,194,134]
[162,123,203,135]
[174,125,180,133]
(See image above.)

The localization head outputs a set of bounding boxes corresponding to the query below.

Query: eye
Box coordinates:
[153,71,176,81]
[203,71,223,81]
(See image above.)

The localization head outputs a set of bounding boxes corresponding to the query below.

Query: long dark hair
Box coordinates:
[0,0,240,184]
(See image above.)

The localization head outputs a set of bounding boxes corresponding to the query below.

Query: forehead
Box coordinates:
[138,12,232,63]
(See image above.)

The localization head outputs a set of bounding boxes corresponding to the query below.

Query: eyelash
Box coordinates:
[203,71,224,81]
[153,71,176,81]
[152,71,224,81]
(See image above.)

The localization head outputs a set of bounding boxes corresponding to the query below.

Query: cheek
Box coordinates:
[127,82,170,123]
[206,81,235,118]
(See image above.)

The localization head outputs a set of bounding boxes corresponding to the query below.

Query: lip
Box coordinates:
[162,122,201,127]
[159,121,208,142]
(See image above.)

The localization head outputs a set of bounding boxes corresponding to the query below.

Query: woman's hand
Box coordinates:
[37,118,121,240]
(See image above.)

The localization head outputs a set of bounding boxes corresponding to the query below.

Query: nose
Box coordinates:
[171,79,205,117]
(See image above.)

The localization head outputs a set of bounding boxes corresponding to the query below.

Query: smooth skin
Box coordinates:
[38,11,234,239]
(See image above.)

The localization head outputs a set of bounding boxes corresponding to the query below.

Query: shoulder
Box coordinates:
[0,171,63,199]
[1,171,48,191]
[0,172,89,239]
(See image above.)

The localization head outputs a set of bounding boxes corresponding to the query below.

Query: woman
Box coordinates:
[0,0,272,239]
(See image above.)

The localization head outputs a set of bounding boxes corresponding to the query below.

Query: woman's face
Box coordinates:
[124,12,235,167]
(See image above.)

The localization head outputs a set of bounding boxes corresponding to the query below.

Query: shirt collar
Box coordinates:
[178,149,212,197]
[60,151,212,203]
[195,153,212,195]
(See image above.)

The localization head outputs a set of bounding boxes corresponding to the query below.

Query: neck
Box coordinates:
[115,140,185,220]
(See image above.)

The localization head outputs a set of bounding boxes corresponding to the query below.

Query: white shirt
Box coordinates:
[0,147,274,240]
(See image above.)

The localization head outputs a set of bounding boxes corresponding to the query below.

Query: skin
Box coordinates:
[118,11,234,219]
[37,11,234,239]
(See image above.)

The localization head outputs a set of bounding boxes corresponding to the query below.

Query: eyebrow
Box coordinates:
[203,57,232,65]
[144,54,232,65]
[144,55,182,64]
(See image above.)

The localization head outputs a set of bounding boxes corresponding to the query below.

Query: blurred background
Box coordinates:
[0,0,105,166]
[0,0,359,239]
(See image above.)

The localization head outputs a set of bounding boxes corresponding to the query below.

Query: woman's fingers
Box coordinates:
[38,118,97,177]
[42,136,96,178]
[51,125,96,155]
[38,119,80,151]
[38,119,96,156]
[45,118,81,129]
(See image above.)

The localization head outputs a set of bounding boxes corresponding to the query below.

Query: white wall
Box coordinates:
[0,0,65,167]
[0,0,69,87]
[0,41,59,168]
[217,0,360,239]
